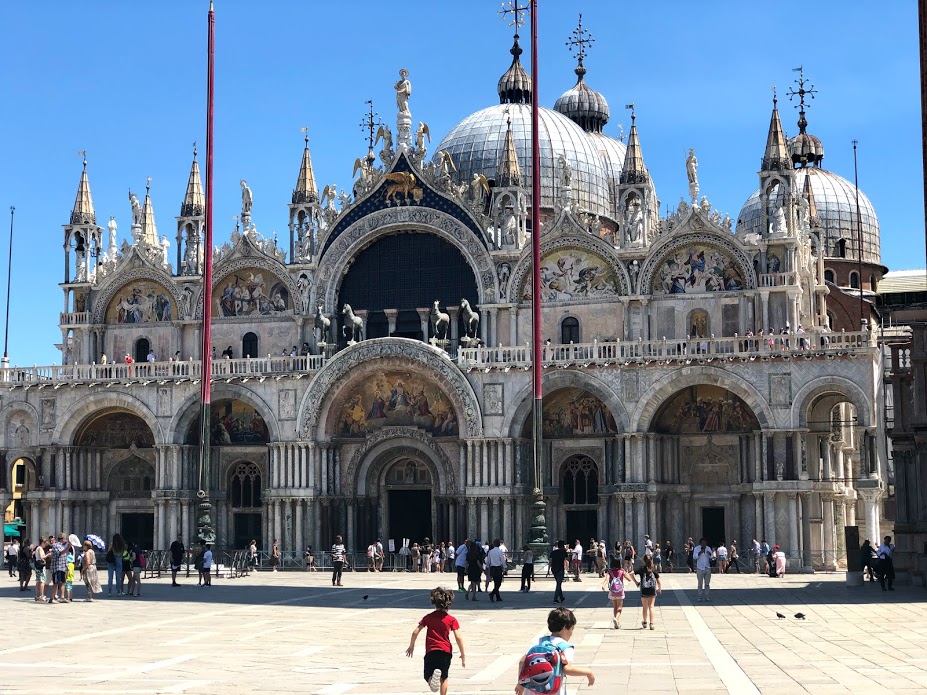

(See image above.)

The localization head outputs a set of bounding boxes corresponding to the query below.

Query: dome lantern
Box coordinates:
[553,13,610,134]
[786,67,825,167]
[497,34,532,105]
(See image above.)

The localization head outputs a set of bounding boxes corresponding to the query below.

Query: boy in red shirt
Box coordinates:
[406,586,466,694]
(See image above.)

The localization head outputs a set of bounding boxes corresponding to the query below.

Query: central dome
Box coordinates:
[433,103,612,219]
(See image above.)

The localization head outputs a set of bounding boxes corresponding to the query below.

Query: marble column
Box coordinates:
[763,493,775,545]
[787,493,799,563]
[480,499,489,542]
[503,498,513,546]
[634,494,646,546]
[821,495,835,569]
[647,494,657,542]
[800,493,812,568]
[623,495,633,543]
[295,499,304,554]
[835,500,846,562]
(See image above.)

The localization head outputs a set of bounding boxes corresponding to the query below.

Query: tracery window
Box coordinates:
[230,462,262,508]
[561,456,598,506]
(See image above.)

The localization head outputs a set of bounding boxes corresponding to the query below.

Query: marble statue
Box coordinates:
[798,194,810,231]
[626,200,643,243]
[770,200,787,236]
[686,148,699,202]
[629,259,640,292]
[557,153,572,188]
[129,191,142,226]
[469,173,489,208]
[296,273,311,314]
[337,189,352,211]
[497,262,512,301]
[75,255,87,282]
[240,180,253,214]
[394,68,411,115]
[179,285,194,318]
[107,216,118,251]
[376,124,393,165]
[160,235,170,267]
[502,206,518,247]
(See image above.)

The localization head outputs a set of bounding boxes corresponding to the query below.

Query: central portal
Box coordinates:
[701,507,725,547]
[385,459,433,547]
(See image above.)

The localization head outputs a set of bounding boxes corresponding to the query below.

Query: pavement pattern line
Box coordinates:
[668,577,760,695]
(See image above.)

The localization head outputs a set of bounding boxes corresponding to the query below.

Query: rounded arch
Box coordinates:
[170,383,282,445]
[502,370,630,438]
[507,231,631,304]
[631,367,773,432]
[299,338,482,439]
[559,314,581,344]
[105,455,155,493]
[54,391,164,446]
[791,376,873,428]
[638,231,756,295]
[2,402,37,449]
[347,428,456,497]
[91,261,184,325]
[316,209,497,312]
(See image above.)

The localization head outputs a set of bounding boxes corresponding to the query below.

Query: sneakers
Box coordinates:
[697,596,703,602]
[649,623,655,630]
[641,620,647,628]
[428,669,442,693]
[612,617,620,629]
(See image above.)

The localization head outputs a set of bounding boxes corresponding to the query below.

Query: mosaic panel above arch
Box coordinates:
[522,387,619,438]
[518,246,625,302]
[641,234,755,295]
[75,410,155,448]
[213,267,290,318]
[652,385,759,435]
[336,369,459,438]
[185,398,270,446]
[105,280,176,324]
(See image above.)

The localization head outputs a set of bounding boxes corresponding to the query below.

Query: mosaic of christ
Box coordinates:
[336,371,458,437]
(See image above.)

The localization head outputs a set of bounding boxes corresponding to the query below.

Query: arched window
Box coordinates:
[561,456,598,506]
[134,338,150,364]
[869,274,876,292]
[836,239,847,258]
[824,269,834,284]
[849,271,860,289]
[242,332,258,359]
[561,317,580,344]
[229,462,262,508]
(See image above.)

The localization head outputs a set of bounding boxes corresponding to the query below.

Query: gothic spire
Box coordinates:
[181,144,205,217]
[497,116,522,187]
[141,178,159,246]
[70,154,96,225]
[292,130,319,204]
[761,90,790,171]
[804,172,819,225]
[620,107,648,185]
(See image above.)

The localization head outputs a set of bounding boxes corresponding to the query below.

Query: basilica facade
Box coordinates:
[0,30,889,568]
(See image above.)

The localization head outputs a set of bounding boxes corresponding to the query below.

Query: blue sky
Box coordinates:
[0,1,921,365]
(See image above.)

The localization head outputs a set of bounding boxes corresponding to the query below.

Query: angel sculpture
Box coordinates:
[415,122,430,152]
[469,173,490,210]
[352,157,373,198]
[436,150,456,176]
[375,123,393,165]
[320,184,338,223]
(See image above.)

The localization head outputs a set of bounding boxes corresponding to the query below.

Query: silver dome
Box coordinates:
[736,167,880,264]
[433,103,612,219]
[554,77,610,134]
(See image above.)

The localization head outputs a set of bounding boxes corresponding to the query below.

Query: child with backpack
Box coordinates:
[516,607,595,694]
[603,556,633,629]
[636,555,662,630]
[405,586,466,694]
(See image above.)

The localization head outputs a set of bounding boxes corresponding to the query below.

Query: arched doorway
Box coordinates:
[134,337,150,364]
[561,456,599,544]
[385,458,433,548]
[107,456,156,550]
[9,457,37,521]
[229,461,262,549]
[242,332,259,359]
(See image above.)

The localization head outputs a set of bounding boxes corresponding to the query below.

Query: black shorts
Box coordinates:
[423,650,452,682]
[52,570,66,585]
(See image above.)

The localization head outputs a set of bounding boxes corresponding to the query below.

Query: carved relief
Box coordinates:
[483,383,504,417]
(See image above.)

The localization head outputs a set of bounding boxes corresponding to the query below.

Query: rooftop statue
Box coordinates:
[128,190,142,226]
[686,148,699,203]
[394,68,411,116]
[240,179,253,215]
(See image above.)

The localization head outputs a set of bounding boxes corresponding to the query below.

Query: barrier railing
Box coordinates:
[459,330,875,369]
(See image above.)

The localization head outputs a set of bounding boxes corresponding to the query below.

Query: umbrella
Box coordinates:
[68,534,81,548]
[84,534,106,552]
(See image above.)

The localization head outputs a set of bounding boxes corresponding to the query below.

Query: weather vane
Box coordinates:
[359,99,381,162]
[566,13,595,65]
[787,66,817,112]
[77,150,87,166]
[300,126,309,146]
[146,176,152,193]
[498,1,529,34]
[193,140,198,158]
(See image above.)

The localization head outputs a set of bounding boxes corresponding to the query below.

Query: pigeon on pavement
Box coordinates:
[776,612,786,619]
[794,613,806,620]
[363,595,369,601]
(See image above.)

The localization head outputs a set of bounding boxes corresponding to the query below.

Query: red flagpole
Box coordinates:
[196,0,216,544]
[529,0,547,559]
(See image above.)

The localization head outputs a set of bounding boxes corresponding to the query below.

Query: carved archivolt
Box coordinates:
[316,208,497,311]
[638,231,757,295]
[298,338,483,439]
[91,263,184,325]
[507,232,631,304]
[346,426,457,497]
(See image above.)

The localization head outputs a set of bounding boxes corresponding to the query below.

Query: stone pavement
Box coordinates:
[1,568,926,694]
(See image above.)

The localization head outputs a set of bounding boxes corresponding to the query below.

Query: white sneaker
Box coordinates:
[428,669,442,693]
[612,617,620,629]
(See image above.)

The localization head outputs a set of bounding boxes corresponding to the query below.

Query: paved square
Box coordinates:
[1,569,926,694]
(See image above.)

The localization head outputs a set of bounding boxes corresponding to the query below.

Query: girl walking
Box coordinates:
[80,540,102,601]
[603,557,631,629]
[465,540,483,601]
[636,555,662,630]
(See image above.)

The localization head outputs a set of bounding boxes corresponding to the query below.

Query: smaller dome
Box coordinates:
[554,66,610,133]
[789,109,825,167]
[498,34,531,105]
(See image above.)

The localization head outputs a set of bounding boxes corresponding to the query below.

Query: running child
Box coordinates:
[406,586,466,694]
[516,607,595,694]
[603,556,632,629]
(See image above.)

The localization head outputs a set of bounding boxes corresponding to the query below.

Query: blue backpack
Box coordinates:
[517,636,569,694]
